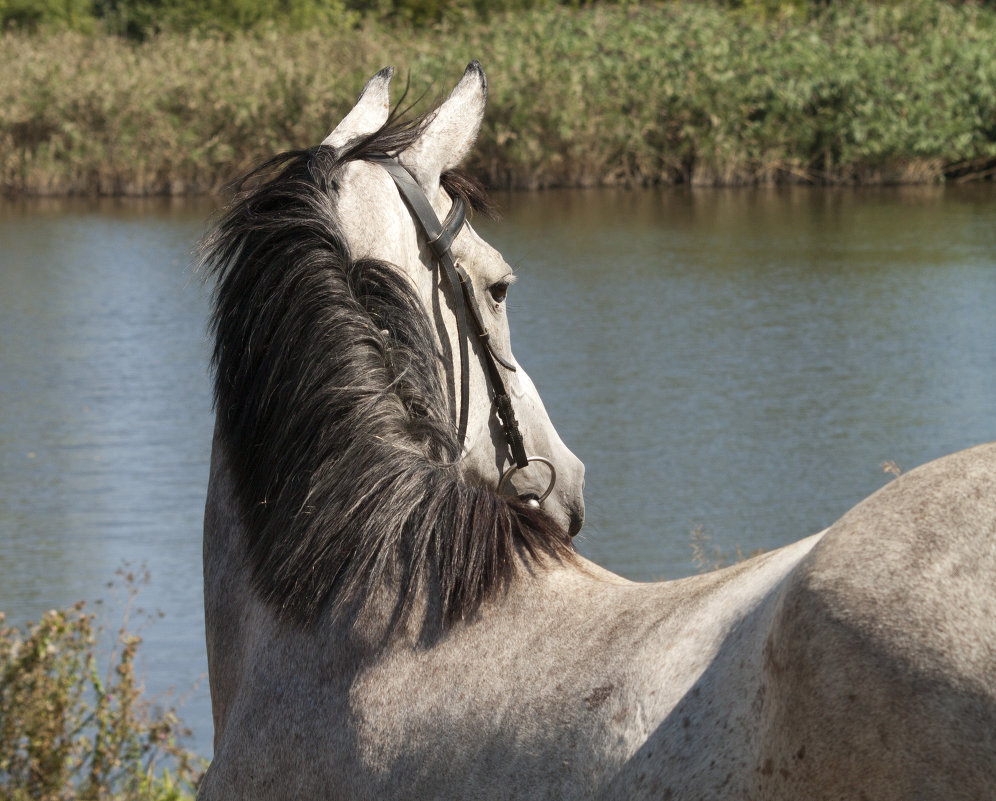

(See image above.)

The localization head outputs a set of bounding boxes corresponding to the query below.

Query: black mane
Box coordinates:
[201,117,571,626]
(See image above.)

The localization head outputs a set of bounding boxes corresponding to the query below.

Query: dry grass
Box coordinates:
[2,1,996,196]
[690,524,765,573]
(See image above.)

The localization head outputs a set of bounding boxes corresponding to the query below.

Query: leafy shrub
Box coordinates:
[0,589,202,800]
[1,0,993,34]
[0,0,93,31]
[92,0,356,37]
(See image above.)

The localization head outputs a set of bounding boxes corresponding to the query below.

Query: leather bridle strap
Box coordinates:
[367,155,529,471]
[367,155,472,445]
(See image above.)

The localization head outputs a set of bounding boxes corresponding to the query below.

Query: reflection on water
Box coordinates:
[1,186,994,757]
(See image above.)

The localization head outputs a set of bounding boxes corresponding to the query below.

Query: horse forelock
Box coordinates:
[200,124,571,628]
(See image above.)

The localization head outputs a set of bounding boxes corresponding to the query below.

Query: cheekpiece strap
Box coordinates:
[367,154,529,471]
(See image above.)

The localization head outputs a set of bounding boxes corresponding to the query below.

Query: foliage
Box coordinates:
[90,0,356,37]
[0,0,357,35]
[3,0,992,35]
[468,0,996,186]
[0,582,203,800]
[0,0,93,31]
[1,0,995,194]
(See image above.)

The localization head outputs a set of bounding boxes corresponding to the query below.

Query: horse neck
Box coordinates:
[204,425,444,638]
[207,424,819,687]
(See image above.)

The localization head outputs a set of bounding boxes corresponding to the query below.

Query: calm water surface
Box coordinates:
[1,186,994,757]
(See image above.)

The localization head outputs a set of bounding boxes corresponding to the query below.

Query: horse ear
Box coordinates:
[399,61,487,190]
[322,67,394,148]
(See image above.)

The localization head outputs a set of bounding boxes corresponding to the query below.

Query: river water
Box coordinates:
[1,185,994,757]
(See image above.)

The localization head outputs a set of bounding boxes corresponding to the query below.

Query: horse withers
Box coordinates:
[199,63,996,800]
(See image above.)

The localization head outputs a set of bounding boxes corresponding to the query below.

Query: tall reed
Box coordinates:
[2,0,995,195]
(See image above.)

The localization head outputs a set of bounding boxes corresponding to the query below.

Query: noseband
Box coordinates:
[367,156,555,505]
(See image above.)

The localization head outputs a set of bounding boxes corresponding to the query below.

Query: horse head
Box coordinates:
[325,63,585,535]
[203,63,584,628]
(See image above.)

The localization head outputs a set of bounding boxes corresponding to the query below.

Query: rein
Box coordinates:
[367,156,556,503]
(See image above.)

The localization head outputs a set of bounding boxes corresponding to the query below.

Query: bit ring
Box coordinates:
[497,456,557,503]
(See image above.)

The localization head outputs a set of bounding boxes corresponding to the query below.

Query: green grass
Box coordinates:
[2,0,995,195]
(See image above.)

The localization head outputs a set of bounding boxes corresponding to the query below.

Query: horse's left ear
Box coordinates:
[400,61,487,190]
[323,66,394,148]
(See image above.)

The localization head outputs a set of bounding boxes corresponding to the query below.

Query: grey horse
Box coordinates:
[198,63,996,800]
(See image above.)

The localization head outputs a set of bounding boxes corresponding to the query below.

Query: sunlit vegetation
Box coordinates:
[0,576,203,801]
[690,524,765,573]
[2,0,995,194]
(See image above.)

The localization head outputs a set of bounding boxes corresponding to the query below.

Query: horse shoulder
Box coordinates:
[756,442,996,800]
[225,546,813,800]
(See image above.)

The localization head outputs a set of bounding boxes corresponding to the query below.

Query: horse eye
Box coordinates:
[489,282,509,304]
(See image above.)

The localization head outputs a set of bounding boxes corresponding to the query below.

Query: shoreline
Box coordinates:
[3,157,994,199]
[4,182,994,217]
[4,156,995,200]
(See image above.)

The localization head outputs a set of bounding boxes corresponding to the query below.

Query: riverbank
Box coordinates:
[2,1,995,196]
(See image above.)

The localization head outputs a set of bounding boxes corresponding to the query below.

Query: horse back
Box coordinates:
[757,442,996,800]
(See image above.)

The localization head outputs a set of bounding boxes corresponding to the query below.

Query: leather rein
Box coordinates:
[367,156,556,504]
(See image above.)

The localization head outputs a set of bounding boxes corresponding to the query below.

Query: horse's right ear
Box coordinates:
[323,67,394,149]
[399,61,487,191]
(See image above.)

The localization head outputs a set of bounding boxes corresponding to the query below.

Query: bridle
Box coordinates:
[367,155,556,505]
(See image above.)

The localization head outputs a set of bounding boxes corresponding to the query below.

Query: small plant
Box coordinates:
[0,580,203,801]
[881,459,903,478]
[690,524,763,573]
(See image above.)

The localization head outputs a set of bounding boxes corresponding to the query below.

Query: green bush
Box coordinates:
[92,0,356,37]
[1,0,993,35]
[0,0,357,35]
[463,0,996,186]
[0,0,93,31]
[0,589,203,800]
